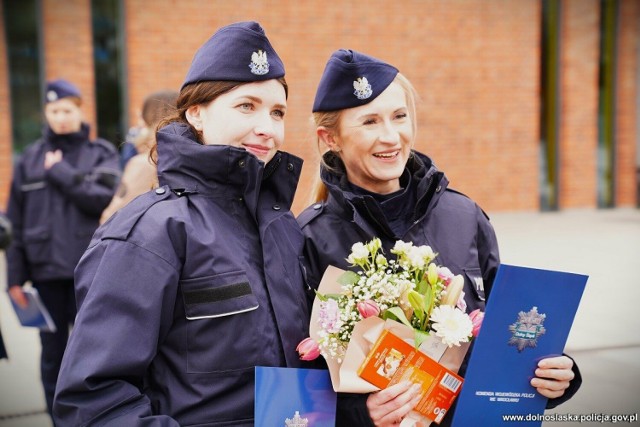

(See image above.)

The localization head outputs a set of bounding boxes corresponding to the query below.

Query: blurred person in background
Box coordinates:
[100,89,178,224]
[5,79,120,424]
[298,49,581,427]
[0,212,12,360]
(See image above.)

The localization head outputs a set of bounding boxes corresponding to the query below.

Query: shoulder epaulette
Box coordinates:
[93,138,118,154]
[444,187,490,220]
[297,201,325,228]
[101,186,173,241]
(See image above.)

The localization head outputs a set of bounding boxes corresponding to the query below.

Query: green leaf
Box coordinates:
[413,329,431,349]
[313,290,328,302]
[407,291,424,322]
[383,307,413,328]
[337,270,360,286]
[423,285,433,312]
[416,278,429,295]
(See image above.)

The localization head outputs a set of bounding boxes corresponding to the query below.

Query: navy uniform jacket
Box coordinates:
[5,124,119,286]
[297,151,580,426]
[54,123,310,427]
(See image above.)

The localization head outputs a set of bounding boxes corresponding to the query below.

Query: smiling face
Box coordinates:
[44,98,83,134]
[321,81,414,194]
[185,80,286,164]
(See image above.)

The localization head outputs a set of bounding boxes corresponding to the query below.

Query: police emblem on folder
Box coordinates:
[508,306,547,352]
[254,367,336,427]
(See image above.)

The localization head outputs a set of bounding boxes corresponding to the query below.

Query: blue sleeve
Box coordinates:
[53,239,180,427]
[46,142,121,216]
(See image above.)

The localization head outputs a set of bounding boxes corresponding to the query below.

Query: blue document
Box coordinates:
[255,366,336,427]
[9,287,57,333]
[451,264,587,427]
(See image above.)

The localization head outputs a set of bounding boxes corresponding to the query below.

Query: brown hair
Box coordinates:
[142,90,179,127]
[134,90,179,154]
[151,77,288,163]
[309,73,419,204]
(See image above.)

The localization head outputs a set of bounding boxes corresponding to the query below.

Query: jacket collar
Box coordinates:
[44,123,90,151]
[156,122,302,216]
[321,150,447,227]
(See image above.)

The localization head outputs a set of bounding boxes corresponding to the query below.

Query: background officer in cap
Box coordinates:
[298,49,581,426]
[5,78,120,423]
[54,21,310,426]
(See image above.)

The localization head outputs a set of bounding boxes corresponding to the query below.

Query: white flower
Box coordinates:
[392,240,413,256]
[347,242,369,264]
[430,305,473,347]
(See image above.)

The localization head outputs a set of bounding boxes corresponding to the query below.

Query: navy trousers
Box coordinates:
[35,280,76,425]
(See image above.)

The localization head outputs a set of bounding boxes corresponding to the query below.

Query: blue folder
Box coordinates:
[9,287,57,332]
[451,264,587,427]
[255,366,336,427]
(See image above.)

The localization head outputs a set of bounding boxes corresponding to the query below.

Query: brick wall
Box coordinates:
[125,0,542,214]
[0,3,11,209]
[1,0,638,213]
[559,0,600,208]
[42,0,96,137]
[616,0,640,206]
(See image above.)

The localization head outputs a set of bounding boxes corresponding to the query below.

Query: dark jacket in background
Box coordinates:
[0,213,10,360]
[54,123,310,426]
[298,150,579,426]
[5,124,120,287]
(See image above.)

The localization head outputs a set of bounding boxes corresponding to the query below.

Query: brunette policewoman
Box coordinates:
[54,22,309,426]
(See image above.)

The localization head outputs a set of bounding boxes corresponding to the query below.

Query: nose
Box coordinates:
[378,120,400,144]
[253,111,276,139]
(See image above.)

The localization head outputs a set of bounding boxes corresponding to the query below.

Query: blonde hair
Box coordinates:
[309,73,419,204]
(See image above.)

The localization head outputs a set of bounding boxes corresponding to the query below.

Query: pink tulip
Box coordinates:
[296,337,320,361]
[438,267,454,286]
[357,300,380,319]
[469,309,485,337]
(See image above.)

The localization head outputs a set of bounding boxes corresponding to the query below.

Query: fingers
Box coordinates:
[531,356,574,399]
[8,285,28,309]
[44,150,63,169]
[369,381,412,406]
[367,381,422,426]
[538,355,573,370]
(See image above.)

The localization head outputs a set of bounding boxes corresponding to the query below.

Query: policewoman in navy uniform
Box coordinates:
[297,50,581,426]
[5,79,119,423]
[53,22,309,426]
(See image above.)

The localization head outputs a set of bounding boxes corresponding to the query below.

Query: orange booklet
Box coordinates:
[358,330,464,424]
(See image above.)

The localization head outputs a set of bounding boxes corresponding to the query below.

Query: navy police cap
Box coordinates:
[45,79,81,103]
[312,49,398,112]
[182,21,285,89]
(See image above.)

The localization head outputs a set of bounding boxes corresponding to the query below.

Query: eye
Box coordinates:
[395,112,408,120]
[271,109,285,119]
[363,118,377,125]
[238,103,253,111]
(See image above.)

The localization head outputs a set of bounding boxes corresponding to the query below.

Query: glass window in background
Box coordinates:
[92,0,126,148]
[3,0,42,158]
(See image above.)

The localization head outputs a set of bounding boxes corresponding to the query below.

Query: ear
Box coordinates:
[317,126,340,152]
[185,105,203,130]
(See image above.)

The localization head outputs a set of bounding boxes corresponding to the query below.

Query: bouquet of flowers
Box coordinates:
[297,238,484,393]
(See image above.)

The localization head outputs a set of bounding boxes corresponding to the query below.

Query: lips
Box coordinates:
[373,150,400,159]
[243,143,271,158]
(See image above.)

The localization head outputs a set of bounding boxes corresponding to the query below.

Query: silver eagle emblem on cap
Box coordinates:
[249,50,270,75]
[46,90,58,102]
[353,76,373,100]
